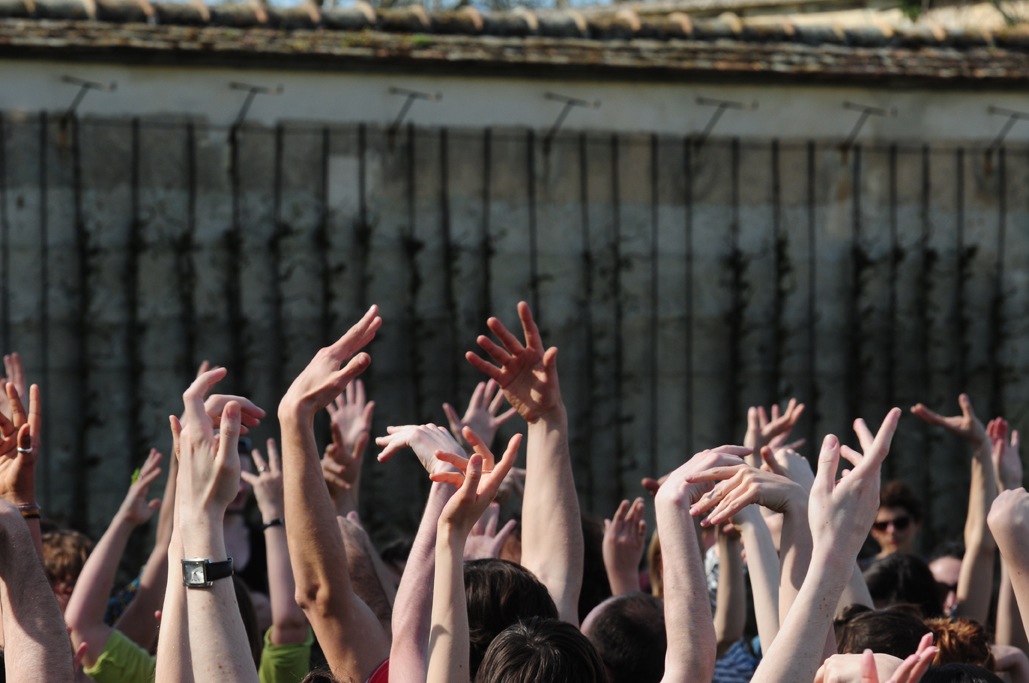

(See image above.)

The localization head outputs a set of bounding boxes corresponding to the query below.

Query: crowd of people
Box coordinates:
[0,300,1028,682]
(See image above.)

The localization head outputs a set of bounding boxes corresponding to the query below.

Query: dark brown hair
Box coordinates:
[477,617,607,683]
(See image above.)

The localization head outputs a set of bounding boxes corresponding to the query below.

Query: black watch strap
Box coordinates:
[206,558,234,582]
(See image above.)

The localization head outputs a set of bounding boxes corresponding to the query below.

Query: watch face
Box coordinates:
[182,560,209,587]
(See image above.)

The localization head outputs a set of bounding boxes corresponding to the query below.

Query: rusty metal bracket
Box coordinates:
[388,87,441,133]
[61,76,117,123]
[543,92,600,149]
[987,105,1029,151]
[229,82,284,127]
[694,97,758,145]
[842,101,896,148]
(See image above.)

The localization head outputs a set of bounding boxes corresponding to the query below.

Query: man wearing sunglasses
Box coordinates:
[870,481,924,560]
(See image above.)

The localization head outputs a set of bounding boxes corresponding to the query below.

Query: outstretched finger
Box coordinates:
[469,381,487,411]
[476,335,512,368]
[516,301,543,351]
[266,438,281,473]
[958,393,978,422]
[435,450,470,472]
[864,408,902,471]
[465,351,503,383]
[814,434,841,496]
[910,403,945,426]
[183,368,228,434]
[486,380,505,414]
[686,464,746,483]
[840,445,864,468]
[706,445,754,458]
[215,401,242,471]
[487,316,526,356]
[494,519,518,548]
[853,418,875,453]
[6,383,25,428]
[251,448,268,475]
[760,446,787,477]
[462,427,496,471]
[486,433,522,496]
[611,499,630,525]
[330,305,382,358]
[443,402,462,435]
[860,650,880,683]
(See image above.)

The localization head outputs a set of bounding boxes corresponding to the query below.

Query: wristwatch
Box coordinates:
[181,558,234,588]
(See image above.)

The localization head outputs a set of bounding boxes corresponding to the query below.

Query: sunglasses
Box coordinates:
[872,516,911,532]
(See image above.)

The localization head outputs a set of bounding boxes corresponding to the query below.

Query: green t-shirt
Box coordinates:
[84,627,312,683]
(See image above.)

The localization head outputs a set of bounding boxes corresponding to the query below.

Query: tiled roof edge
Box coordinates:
[0,0,1020,49]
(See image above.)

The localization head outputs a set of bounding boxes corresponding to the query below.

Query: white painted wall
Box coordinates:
[2,58,1024,143]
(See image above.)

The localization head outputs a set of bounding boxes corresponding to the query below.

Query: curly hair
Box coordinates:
[925,617,994,669]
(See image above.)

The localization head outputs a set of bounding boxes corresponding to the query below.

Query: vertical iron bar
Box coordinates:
[128,119,142,466]
[885,145,898,480]
[611,133,624,503]
[648,134,659,479]
[806,142,817,455]
[71,116,90,532]
[683,139,694,455]
[847,145,863,427]
[39,112,52,508]
[356,124,370,311]
[228,123,245,391]
[771,139,783,402]
[528,130,540,317]
[479,129,492,326]
[728,139,741,439]
[319,127,332,347]
[181,123,197,379]
[918,146,933,531]
[270,124,285,396]
[956,148,967,391]
[991,147,1006,417]
[579,132,595,510]
[440,128,458,396]
[0,114,8,352]
[404,123,424,428]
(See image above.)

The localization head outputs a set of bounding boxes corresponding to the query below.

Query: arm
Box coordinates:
[115,450,177,649]
[733,505,780,651]
[278,307,389,683]
[466,301,583,624]
[988,488,1029,645]
[993,644,1029,683]
[654,446,752,683]
[602,498,646,595]
[338,512,395,636]
[751,408,901,683]
[713,525,746,658]
[426,432,520,683]
[174,370,259,682]
[0,500,73,682]
[911,394,995,623]
[988,418,1028,649]
[243,439,309,647]
[323,379,374,517]
[64,449,163,668]
[376,423,468,683]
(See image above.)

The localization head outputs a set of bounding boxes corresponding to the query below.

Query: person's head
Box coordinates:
[581,593,665,683]
[41,529,94,612]
[925,617,994,669]
[465,559,558,677]
[476,617,607,683]
[834,604,928,659]
[928,541,965,616]
[872,481,923,556]
[863,553,943,618]
[920,664,1003,683]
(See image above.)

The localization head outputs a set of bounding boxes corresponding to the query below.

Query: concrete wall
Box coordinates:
[3,113,1027,555]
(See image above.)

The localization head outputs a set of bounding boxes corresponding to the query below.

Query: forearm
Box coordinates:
[997,561,1029,651]
[955,449,997,623]
[836,561,873,618]
[521,406,583,624]
[390,481,455,683]
[265,523,308,645]
[115,538,169,650]
[427,528,470,683]
[657,500,715,683]
[280,413,389,681]
[776,501,811,626]
[738,516,780,652]
[180,516,258,682]
[714,535,746,657]
[606,564,642,596]
[752,555,850,683]
[0,512,73,682]
[339,518,394,637]
[65,515,135,663]
[155,509,192,683]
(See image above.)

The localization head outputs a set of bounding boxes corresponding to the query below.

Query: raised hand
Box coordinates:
[744,399,806,458]
[466,302,561,424]
[814,633,936,683]
[376,424,465,477]
[242,439,285,523]
[763,446,816,493]
[173,367,244,517]
[279,305,381,423]
[443,380,517,451]
[911,393,987,449]
[0,382,40,506]
[434,429,522,537]
[687,460,807,527]
[602,497,647,595]
[327,379,375,460]
[654,446,753,510]
[116,448,163,527]
[463,503,518,561]
[988,417,1023,491]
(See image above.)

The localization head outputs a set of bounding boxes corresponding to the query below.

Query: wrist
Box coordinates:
[278,403,316,427]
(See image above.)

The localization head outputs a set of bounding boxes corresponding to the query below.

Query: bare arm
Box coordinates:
[244,439,309,647]
[989,418,1027,649]
[713,528,746,657]
[323,379,374,517]
[988,488,1029,645]
[278,307,389,682]
[338,513,395,637]
[752,409,900,683]
[65,449,163,667]
[467,302,583,624]
[0,500,73,682]
[733,505,780,651]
